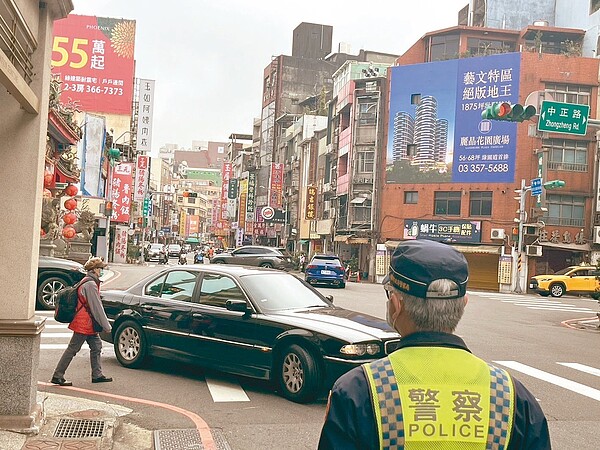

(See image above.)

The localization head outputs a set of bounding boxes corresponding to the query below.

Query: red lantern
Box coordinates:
[63,212,77,225]
[64,198,77,211]
[64,184,78,197]
[62,225,76,239]
[40,228,46,237]
[44,171,53,187]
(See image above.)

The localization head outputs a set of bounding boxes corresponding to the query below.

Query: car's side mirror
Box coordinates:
[226,299,250,313]
[325,295,334,303]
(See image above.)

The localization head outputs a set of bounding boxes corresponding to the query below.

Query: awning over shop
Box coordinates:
[334,235,350,242]
[384,240,502,254]
[350,197,367,204]
[186,237,200,244]
[334,235,370,244]
[540,241,590,252]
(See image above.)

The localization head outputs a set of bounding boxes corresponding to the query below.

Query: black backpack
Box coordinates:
[54,277,91,324]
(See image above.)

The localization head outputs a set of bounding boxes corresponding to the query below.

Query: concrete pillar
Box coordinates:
[0,1,71,432]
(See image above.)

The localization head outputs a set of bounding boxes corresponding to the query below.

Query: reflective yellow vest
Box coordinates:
[363,347,514,450]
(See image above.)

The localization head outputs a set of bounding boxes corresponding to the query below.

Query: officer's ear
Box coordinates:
[463,294,469,307]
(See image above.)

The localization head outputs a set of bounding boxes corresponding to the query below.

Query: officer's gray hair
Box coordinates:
[393,279,466,332]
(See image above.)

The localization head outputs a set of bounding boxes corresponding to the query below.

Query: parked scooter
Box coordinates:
[178,252,187,265]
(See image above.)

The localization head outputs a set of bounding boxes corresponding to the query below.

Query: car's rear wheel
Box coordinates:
[37,276,68,310]
[277,344,321,403]
[114,321,148,368]
[550,283,565,297]
[260,262,274,268]
[212,259,225,264]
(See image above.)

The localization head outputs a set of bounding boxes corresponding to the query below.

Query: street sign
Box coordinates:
[531,177,542,196]
[537,100,589,135]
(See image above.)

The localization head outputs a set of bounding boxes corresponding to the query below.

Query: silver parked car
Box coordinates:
[210,245,294,270]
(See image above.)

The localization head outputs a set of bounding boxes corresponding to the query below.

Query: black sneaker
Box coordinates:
[51,377,73,386]
[92,376,113,383]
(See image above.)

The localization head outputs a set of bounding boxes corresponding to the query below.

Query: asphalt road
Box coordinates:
[37,261,600,449]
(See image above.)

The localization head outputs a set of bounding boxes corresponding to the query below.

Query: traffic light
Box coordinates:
[108,147,121,162]
[104,201,113,217]
[481,103,537,122]
[182,191,198,198]
[543,179,566,190]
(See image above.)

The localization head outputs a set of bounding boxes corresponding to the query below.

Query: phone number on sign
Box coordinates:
[456,163,509,173]
[62,84,124,95]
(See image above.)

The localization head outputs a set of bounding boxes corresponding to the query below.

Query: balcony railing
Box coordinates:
[544,217,585,227]
[547,161,588,172]
[0,0,37,84]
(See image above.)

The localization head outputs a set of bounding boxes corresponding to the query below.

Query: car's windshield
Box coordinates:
[241,274,329,312]
[312,256,342,266]
[555,267,575,275]
[150,244,163,249]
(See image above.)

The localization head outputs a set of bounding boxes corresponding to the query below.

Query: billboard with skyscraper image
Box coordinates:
[386,53,520,183]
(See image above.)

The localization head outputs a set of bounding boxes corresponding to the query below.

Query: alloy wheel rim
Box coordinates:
[282,353,304,393]
[42,280,65,307]
[119,327,140,361]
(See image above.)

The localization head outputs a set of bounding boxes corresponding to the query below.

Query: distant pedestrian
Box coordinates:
[51,257,113,386]
[299,253,306,272]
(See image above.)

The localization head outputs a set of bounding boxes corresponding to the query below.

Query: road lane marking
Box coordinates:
[526,306,594,312]
[205,376,250,402]
[41,332,73,338]
[40,344,114,351]
[558,363,600,377]
[495,361,600,402]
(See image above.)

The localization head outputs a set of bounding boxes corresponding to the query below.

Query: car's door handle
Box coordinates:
[142,305,153,312]
[192,313,205,319]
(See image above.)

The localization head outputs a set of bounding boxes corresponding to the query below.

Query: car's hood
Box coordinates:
[267,307,399,341]
[38,256,84,270]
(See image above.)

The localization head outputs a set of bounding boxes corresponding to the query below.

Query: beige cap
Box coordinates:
[84,257,108,271]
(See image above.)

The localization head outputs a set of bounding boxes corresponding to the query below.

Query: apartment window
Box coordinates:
[434,191,461,215]
[357,150,374,173]
[469,191,492,216]
[545,83,591,106]
[428,34,459,61]
[187,208,195,215]
[544,139,588,172]
[545,194,585,226]
[404,191,418,204]
[592,0,600,14]
[358,102,377,126]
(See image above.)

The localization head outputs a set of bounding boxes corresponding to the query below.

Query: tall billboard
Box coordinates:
[387,53,521,184]
[51,15,136,115]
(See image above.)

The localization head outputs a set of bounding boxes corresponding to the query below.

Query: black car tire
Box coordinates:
[539,292,550,297]
[260,262,274,268]
[37,276,68,310]
[339,282,346,289]
[114,321,148,369]
[550,283,565,298]
[277,344,321,403]
[213,259,225,264]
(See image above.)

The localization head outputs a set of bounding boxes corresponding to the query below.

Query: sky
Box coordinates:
[71,0,469,151]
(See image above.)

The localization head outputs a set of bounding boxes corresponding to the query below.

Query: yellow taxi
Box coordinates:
[529,265,600,298]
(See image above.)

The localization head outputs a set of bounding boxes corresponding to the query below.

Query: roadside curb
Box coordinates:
[561,316,600,331]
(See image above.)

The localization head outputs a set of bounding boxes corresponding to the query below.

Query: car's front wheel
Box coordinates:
[114,321,148,368]
[212,259,225,264]
[260,262,274,268]
[550,283,565,297]
[277,344,321,403]
[37,276,68,310]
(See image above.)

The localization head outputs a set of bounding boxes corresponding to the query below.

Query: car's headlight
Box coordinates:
[340,343,380,356]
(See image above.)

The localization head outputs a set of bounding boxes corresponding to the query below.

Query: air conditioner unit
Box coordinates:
[329,208,336,218]
[490,228,505,240]
[526,245,542,257]
[323,200,331,210]
[594,226,600,244]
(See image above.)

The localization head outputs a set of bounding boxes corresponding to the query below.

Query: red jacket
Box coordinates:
[68,278,99,335]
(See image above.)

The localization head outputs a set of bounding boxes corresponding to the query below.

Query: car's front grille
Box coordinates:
[384,339,401,355]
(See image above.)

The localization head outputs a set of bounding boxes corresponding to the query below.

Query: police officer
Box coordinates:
[318,239,550,449]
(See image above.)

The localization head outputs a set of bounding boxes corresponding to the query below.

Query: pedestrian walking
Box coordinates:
[299,252,306,272]
[318,239,550,450]
[51,257,113,386]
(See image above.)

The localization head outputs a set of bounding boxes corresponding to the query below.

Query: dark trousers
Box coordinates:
[53,332,104,379]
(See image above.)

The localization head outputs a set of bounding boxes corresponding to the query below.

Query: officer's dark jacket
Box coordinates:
[318,332,551,450]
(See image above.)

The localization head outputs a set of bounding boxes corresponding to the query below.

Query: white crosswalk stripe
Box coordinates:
[37,311,114,354]
[495,360,600,402]
[469,291,597,313]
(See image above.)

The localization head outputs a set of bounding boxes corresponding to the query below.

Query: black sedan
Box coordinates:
[37,256,87,310]
[100,265,401,403]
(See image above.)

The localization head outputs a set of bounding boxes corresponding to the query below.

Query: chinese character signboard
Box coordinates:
[135,79,155,152]
[228,178,238,199]
[269,163,284,208]
[133,155,149,201]
[238,179,248,229]
[220,162,232,222]
[187,215,199,235]
[52,15,136,115]
[538,101,589,135]
[403,219,482,244]
[305,186,317,220]
[247,172,256,218]
[114,225,128,263]
[387,53,520,184]
[111,163,133,223]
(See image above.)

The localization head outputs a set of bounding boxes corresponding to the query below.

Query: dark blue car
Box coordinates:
[305,255,346,288]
